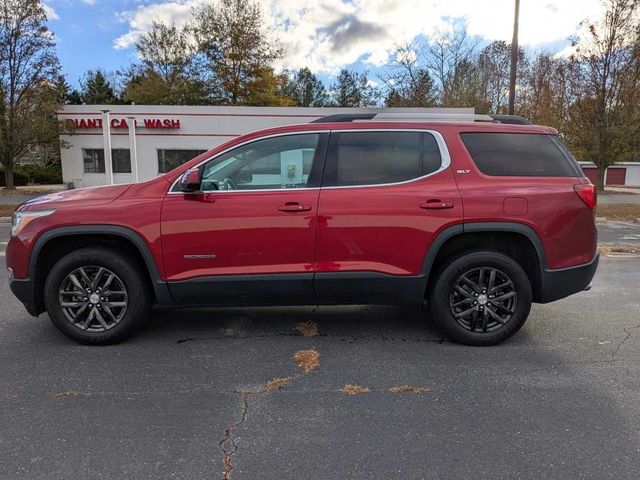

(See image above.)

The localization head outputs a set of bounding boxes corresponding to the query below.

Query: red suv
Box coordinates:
[6,113,598,346]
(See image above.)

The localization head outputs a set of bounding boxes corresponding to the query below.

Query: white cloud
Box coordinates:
[113,0,604,72]
[43,3,60,20]
[114,1,194,49]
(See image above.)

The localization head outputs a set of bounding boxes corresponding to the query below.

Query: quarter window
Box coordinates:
[461,133,582,177]
[198,134,321,191]
[330,131,442,187]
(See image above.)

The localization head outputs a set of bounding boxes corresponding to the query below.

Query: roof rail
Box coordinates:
[310,112,530,125]
[309,113,376,123]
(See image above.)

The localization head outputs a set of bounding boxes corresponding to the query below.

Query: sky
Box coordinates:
[43,0,605,88]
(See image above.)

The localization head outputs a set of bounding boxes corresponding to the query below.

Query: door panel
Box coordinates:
[160,132,327,305]
[314,130,462,303]
[161,190,319,281]
[315,171,462,276]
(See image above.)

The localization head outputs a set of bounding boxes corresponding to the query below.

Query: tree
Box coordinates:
[565,0,640,190]
[382,43,436,107]
[0,0,61,189]
[79,69,119,104]
[282,68,328,107]
[122,21,209,105]
[426,25,479,107]
[330,69,378,107]
[191,0,284,105]
[476,41,527,113]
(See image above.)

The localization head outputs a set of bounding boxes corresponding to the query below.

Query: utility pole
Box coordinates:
[508,0,520,115]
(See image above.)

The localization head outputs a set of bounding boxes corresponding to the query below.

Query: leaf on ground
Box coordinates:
[339,384,370,395]
[600,246,640,254]
[51,391,80,398]
[293,349,320,372]
[388,385,431,394]
[265,377,294,390]
[296,321,318,337]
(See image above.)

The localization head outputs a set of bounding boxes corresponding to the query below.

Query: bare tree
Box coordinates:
[381,42,437,107]
[426,24,478,106]
[0,0,61,189]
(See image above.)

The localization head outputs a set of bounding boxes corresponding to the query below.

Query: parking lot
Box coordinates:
[1,221,640,479]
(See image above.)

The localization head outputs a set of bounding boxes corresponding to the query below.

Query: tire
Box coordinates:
[428,250,532,346]
[44,247,151,345]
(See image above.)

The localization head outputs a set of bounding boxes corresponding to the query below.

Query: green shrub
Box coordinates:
[0,167,29,187]
[0,164,62,186]
[16,164,62,184]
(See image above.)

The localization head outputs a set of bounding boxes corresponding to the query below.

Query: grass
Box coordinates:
[0,205,16,217]
[596,204,640,221]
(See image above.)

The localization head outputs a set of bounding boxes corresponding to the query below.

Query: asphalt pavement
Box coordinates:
[1,222,640,479]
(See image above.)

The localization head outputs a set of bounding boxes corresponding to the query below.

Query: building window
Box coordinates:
[82,149,131,174]
[157,149,207,174]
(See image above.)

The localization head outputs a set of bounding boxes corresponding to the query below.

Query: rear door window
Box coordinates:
[461,133,582,177]
[326,131,443,187]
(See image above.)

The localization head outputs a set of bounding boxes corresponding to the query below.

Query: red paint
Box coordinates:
[7,121,597,284]
[64,118,180,129]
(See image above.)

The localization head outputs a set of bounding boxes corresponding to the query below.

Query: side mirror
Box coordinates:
[178,168,201,192]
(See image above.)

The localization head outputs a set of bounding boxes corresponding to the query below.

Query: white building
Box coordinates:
[58,105,473,188]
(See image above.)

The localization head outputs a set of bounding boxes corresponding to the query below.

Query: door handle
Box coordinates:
[278,202,312,212]
[420,200,454,210]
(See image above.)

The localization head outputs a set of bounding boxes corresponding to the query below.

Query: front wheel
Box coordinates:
[428,251,532,346]
[44,247,151,345]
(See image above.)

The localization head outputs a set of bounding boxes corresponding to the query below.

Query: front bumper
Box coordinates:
[537,253,599,303]
[9,276,41,317]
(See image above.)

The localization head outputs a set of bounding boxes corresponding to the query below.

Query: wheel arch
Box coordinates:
[30,226,172,314]
[423,222,546,302]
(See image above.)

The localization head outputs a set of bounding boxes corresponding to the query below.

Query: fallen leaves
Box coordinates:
[265,377,294,390]
[51,391,80,398]
[339,384,370,395]
[600,246,640,255]
[293,349,320,372]
[295,321,318,337]
[388,385,431,394]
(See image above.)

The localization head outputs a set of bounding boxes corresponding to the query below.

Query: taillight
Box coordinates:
[574,183,597,209]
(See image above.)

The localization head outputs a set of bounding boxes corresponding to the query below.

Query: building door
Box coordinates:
[161,132,328,305]
[606,167,626,186]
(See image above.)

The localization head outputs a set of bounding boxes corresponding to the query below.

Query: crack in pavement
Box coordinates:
[611,324,640,360]
[216,319,319,480]
[218,393,250,480]
[178,332,447,345]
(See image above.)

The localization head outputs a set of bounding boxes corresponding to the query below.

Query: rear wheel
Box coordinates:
[429,251,532,346]
[44,247,151,344]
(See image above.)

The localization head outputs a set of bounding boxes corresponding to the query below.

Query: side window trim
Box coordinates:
[321,129,451,189]
[168,131,329,194]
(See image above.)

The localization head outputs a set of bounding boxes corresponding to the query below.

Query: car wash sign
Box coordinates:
[65,117,181,129]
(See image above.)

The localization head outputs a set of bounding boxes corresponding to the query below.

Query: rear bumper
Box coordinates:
[9,275,41,317]
[537,253,599,303]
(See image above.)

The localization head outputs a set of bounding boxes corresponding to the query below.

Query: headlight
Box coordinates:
[11,210,55,237]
